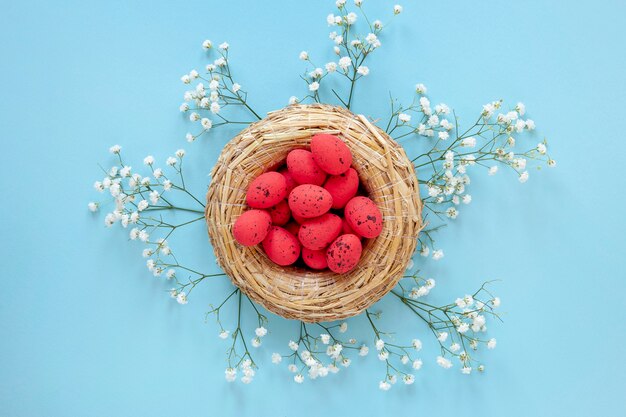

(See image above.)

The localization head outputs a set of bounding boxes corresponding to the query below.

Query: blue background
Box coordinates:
[1,0,625,416]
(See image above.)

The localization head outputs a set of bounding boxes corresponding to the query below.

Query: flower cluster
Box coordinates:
[88,0,554,390]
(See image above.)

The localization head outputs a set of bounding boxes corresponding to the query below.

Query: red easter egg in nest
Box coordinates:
[233,209,272,246]
[326,234,362,274]
[298,213,342,251]
[302,247,328,270]
[323,167,359,209]
[286,149,327,186]
[288,184,333,219]
[345,196,383,238]
[262,226,301,266]
[311,134,353,175]
[279,168,298,195]
[246,172,287,209]
[268,199,291,226]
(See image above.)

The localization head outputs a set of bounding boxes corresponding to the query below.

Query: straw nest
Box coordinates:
[206,104,422,323]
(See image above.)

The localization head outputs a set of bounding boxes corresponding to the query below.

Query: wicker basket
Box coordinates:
[205,104,422,323]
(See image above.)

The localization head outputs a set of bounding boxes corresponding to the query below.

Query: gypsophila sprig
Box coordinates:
[90,0,556,389]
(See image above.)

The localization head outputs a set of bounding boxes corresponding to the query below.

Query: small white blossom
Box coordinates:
[412,359,423,370]
[357,66,369,76]
[338,56,352,70]
[219,330,229,339]
[379,380,391,391]
[359,345,369,356]
[218,42,229,50]
[432,249,444,260]
[519,171,529,183]
[176,292,188,305]
[487,338,497,349]
[398,113,411,123]
[320,334,331,344]
[393,4,403,14]
[437,356,453,369]
[271,353,282,364]
[202,39,212,49]
[299,51,309,60]
[461,366,472,375]
[255,326,267,337]
[289,340,299,351]
[309,82,320,92]
[294,374,304,384]
[488,166,498,176]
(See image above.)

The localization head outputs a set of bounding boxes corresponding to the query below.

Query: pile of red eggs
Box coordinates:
[232,134,383,274]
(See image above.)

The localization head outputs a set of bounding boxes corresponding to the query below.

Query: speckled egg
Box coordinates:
[288,184,333,219]
[232,209,272,246]
[268,200,291,226]
[323,168,359,209]
[302,247,328,270]
[262,226,301,266]
[326,234,362,274]
[345,196,383,238]
[298,213,342,250]
[279,168,298,195]
[246,172,287,209]
[310,134,353,175]
[286,149,327,185]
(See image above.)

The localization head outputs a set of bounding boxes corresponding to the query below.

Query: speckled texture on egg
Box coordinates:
[268,199,291,226]
[302,247,328,270]
[345,196,383,238]
[323,168,359,209]
[298,213,342,250]
[262,226,301,266]
[326,234,362,274]
[310,134,353,175]
[232,209,272,247]
[286,149,327,186]
[246,171,287,209]
[288,184,333,219]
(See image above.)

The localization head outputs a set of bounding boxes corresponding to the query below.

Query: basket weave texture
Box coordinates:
[206,104,422,323]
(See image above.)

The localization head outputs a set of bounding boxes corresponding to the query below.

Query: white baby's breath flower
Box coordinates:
[461,366,472,375]
[294,374,304,384]
[432,249,444,260]
[537,143,547,154]
[218,42,229,50]
[309,82,320,92]
[354,0,363,5]
[87,202,98,212]
[180,74,190,84]
[299,51,309,60]
[488,166,498,176]
[346,12,357,24]
[379,380,391,391]
[436,356,453,369]
[255,326,267,337]
[202,39,212,49]
[338,56,352,70]
[393,4,403,14]
[437,332,448,342]
[251,337,261,348]
[176,292,188,305]
[224,367,236,382]
[487,338,497,349]
[412,339,422,350]
[219,330,229,339]
[272,353,282,364]
[359,345,369,356]
[289,340,299,351]
[325,62,337,73]
[398,113,411,123]
[375,339,385,351]
[288,96,298,105]
[412,359,423,370]
[320,334,331,344]
[339,322,348,333]
[357,66,369,76]
[519,171,529,183]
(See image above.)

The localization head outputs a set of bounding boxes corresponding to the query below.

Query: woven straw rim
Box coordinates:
[206,104,422,322]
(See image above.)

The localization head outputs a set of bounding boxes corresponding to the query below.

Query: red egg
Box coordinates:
[323,168,359,209]
[286,149,327,185]
[262,226,301,266]
[302,247,328,270]
[232,210,272,246]
[341,217,356,235]
[298,213,342,250]
[284,221,301,236]
[344,196,383,238]
[288,184,333,219]
[326,234,362,274]
[310,134,353,175]
[246,172,287,209]
[279,168,298,195]
[268,200,291,226]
